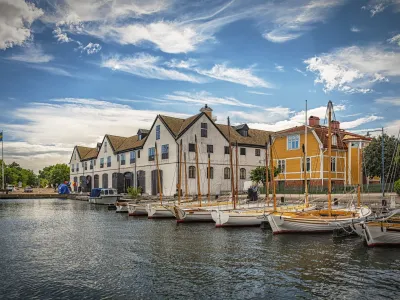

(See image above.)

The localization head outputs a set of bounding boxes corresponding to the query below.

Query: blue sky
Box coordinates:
[0,0,400,171]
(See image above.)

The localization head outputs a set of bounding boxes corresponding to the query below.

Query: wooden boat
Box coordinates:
[356,209,400,247]
[266,101,372,234]
[146,203,175,219]
[128,203,148,216]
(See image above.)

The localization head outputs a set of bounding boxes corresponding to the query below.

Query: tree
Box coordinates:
[250,166,280,185]
[363,134,400,182]
[38,164,70,186]
[0,160,38,187]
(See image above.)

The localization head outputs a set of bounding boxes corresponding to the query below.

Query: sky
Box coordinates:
[0,0,400,172]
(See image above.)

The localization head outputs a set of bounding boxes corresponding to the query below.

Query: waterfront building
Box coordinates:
[69,105,271,196]
[271,116,377,189]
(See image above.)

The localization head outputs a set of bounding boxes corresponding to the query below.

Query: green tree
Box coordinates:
[0,160,38,187]
[250,166,280,185]
[38,164,70,186]
[363,134,400,182]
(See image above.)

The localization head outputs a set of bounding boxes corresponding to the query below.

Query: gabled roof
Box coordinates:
[116,135,145,153]
[159,115,187,136]
[217,124,271,146]
[71,146,98,162]
[106,134,127,152]
[234,124,249,131]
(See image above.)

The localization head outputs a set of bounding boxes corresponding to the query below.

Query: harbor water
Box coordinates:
[0,198,399,299]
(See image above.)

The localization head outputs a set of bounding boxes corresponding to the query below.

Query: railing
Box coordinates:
[258,184,386,194]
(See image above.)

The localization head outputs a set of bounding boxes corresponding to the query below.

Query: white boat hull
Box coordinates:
[267,207,372,234]
[116,204,129,213]
[146,204,175,219]
[88,196,118,205]
[173,207,214,223]
[362,224,400,247]
[128,204,148,216]
[211,210,266,227]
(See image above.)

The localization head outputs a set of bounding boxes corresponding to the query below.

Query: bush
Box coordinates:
[394,179,400,195]
[127,187,141,198]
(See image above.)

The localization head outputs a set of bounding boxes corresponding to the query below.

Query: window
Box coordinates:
[332,135,337,146]
[148,147,155,161]
[104,141,107,153]
[90,160,93,170]
[109,190,114,195]
[224,146,230,155]
[100,158,104,168]
[76,163,79,172]
[130,151,136,164]
[207,167,214,179]
[255,149,260,156]
[72,164,75,172]
[331,157,336,172]
[224,167,230,179]
[138,134,142,141]
[189,166,196,178]
[189,143,195,152]
[84,161,87,170]
[74,152,76,160]
[94,159,96,166]
[107,156,111,167]
[301,157,311,172]
[138,150,140,158]
[156,125,160,140]
[277,159,286,173]
[287,134,300,150]
[240,148,246,155]
[162,144,169,159]
[120,153,126,165]
[240,168,246,179]
[201,123,208,138]
[351,142,359,148]
[207,144,213,153]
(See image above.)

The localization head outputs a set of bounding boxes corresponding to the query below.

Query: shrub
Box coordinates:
[127,187,141,198]
[394,179,400,195]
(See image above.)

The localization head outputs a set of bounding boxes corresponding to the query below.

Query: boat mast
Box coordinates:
[235,141,239,205]
[178,139,183,205]
[327,101,333,216]
[269,135,276,211]
[155,142,162,205]
[208,153,211,204]
[228,117,236,209]
[304,100,309,207]
[265,141,269,205]
[195,135,202,206]
[184,152,188,198]
[358,143,362,207]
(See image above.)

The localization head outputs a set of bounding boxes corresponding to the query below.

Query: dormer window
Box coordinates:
[138,134,142,140]
[104,141,107,153]
[332,135,337,146]
[234,124,249,137]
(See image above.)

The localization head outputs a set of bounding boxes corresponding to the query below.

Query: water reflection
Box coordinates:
[0,199,399,300]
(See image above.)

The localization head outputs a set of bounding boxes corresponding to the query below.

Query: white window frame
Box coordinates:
[331,157,336,172]
[287,134,300,150]
[301,157,311,172]
[332,135,337,146]
[277,159,286,173]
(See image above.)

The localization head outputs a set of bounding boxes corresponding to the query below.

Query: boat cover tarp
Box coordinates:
[58,184,70,194]
[90,188,102,198]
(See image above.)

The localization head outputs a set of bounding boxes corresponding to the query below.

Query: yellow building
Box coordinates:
[271,116,374,189]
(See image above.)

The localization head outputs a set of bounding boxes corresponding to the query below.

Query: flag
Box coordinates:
[0,131,2,142]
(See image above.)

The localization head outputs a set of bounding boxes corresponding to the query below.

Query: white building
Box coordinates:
[69,105,271,196]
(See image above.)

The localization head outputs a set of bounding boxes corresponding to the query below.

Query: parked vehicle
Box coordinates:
[24,186,33,193]
[6,185,14,192]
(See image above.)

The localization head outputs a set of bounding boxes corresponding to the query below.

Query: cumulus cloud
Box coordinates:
[8,43,53,63]
[53,26,73,43]
[0,0,43,49]
[164,91,261,108]
[362,0,400,16]
[388,34,400,46]
[0,98,188,171]
[340,116,382,129]
[77,42,101,55]
[350,26,361,32]
[304,45,400,93]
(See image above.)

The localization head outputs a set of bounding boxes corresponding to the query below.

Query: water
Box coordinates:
[0,199,399,300]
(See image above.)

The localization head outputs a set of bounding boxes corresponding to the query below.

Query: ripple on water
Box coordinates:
[0,198,399,300]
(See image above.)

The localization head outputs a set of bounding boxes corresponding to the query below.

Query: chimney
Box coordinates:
[331,120,340,131]
[309,116,320,126]
[200,104,213,118]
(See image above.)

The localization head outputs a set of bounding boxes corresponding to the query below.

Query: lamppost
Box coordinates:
[366,127,385,197]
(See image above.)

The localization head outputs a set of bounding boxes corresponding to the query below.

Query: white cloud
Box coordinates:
[304,45,400,93]
[341,116,382,129]
[247,91,273,96]
[164,91,260,108]
[275,64,284,72]
[0,0,43,50]
[197,64,273,88]
[294,68,307,76]
[8,43,53,63]
[388,34,400,46]
[0,97,188,171]
[101,53,204,83]
[53,26,73,43]
[164,58,198,69]
[375,96,400,105]
[362,0,400,16]
[30,65,73,77]
[78,42,101,55]
[350,26,361,32]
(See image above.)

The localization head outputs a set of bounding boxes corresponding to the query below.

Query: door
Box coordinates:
[85,175,92,192]
[137,170,146,194]
[124,172,133,193]
[151,169,163,196]
[94,175,99,188]
[73,176,78,192]
[102,173,108,188]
